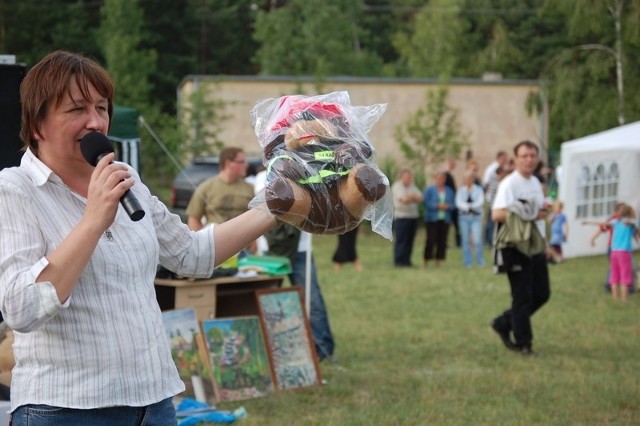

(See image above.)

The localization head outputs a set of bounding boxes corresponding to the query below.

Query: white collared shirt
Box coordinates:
[0,149,216,411]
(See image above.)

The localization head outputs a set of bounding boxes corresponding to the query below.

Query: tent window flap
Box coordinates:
[576,161,619,219]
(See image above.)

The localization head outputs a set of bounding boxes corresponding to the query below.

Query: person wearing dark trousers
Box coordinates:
[491,250,550,353]
[332,225,362,272]
[422,171,455,267]
[490,140,551,356]
[291,240,336,359]
[443,158,461,247]
[391,168,423,267]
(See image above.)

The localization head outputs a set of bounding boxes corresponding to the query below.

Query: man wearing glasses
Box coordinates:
[187,147,254,230]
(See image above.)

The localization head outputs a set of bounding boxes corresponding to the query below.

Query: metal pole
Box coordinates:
[305,232,312,318]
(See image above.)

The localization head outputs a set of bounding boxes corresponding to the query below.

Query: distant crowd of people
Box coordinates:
[390,150,519,270]
[388,147,582,270]
[387,142,555,355]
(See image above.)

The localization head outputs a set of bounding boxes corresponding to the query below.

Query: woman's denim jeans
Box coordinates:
[11,397,177,426]
[458,213,485,267]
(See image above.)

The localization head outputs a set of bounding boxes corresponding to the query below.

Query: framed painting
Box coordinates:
[201,316,274,402]
[255,287,322,390]
[161,308,215,404]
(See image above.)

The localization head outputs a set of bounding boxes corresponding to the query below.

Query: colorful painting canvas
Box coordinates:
[201,316,274,402]
[161,308,215,403]
[255,287,322,390]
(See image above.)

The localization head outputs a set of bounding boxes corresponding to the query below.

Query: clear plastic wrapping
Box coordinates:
[249,91,393,240]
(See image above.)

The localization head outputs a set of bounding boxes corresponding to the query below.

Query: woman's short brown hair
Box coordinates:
[20,50,115,153]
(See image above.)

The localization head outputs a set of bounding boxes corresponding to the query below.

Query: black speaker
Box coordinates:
[0,64,26,170]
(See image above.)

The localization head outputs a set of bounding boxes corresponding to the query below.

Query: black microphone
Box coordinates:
[80,131,145,222]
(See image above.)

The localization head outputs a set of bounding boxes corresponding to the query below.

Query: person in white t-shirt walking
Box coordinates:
[489,141,550,356]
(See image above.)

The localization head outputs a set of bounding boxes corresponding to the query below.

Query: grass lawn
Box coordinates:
[212,226,640,425]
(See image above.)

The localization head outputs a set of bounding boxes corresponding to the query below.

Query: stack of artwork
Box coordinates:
[161,287,322,404]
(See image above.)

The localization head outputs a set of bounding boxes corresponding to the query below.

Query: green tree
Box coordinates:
[392,0,470,78]
[193,0,258,75]
[98,0,185,185]
[98,0,156,110]
[357,0,400,75]
[0,0,101,66]
[462,0,567,79]
[537,0,640,150]
[395,86,469,172]
[179,81,234,160]
[140,0,199,115]
[472,19,524,76]
[253,0,383,77]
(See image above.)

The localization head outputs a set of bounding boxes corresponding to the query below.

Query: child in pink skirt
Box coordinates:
[608,203,639,302]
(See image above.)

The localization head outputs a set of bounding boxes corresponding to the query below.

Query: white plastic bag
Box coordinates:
[249,91,393,240]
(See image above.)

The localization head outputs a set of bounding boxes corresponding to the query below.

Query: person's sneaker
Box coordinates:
[490,320,516,350]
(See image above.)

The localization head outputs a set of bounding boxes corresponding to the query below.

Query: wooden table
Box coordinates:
[154,274,285,321]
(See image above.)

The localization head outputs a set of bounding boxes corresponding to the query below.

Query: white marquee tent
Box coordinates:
[558,121,640,258]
